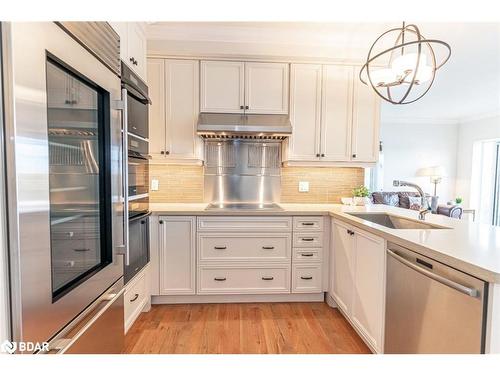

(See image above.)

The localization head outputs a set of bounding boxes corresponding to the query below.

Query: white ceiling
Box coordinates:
[146,22,500,123]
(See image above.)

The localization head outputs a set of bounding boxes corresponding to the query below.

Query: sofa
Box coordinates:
[370,191,463,219]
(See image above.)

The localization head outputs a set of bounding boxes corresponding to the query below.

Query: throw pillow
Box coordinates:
[408,196,423,211]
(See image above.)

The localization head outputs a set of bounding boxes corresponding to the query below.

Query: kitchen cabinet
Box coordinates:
[158,216,196,295]
[331,220,385,353]
[287,64,323,161]
[284,63,380,164]
[109,22,147,82]
[124,264,150,333]
[147,58,202,163]
[200,60,289,114]
[351,66,381,162]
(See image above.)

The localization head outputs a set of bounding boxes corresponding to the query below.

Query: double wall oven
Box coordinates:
[2,22,125,353]
[121,62,151,284]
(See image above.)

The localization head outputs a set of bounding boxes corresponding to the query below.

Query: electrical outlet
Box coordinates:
[151,178,159,191]
[298,181,309,193]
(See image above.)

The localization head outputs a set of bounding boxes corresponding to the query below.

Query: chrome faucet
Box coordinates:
[393,180,431,220]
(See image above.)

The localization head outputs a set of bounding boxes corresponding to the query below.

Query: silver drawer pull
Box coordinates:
[214,277,226,281]
[301,253,314,257]
[262,246,275,250]
[73,248,91,252]
[214,246,227,250]
[129,293,139,302]
[301,238,315,241]
[301,276,313,280]
[302,222,315,226]
[262,277,274,281]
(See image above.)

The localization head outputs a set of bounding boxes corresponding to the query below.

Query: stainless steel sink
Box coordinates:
[346,212,450,230]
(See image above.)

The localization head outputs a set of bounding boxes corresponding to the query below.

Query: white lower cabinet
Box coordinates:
[124,265,150,333]
[292,263,322,293]
[330,219,386,353]
[158,216,196,295]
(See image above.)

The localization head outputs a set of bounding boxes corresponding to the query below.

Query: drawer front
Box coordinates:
[198,233,291,262]
[197,216,292,232]
[292,264,322,293]
[293,232,324,248]
[198,265,290,294]
[293,216,324,232]
[293,247,323,262]
[124,270,148,329]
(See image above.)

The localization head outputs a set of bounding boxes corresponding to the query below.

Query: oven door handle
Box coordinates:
[119,88,130,266]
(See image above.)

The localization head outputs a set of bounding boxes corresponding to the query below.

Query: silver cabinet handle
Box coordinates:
[214,246,227,250]
[301,276,313,280]
[387,250,479,297]
[129,293,139,302]
[301,253,314,257]
[262,276,274,281]
[262,246,275,250]
[214,277,226,281]
[120,88,130,265]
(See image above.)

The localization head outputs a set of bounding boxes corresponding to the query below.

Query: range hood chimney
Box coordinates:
[197,113,292,139]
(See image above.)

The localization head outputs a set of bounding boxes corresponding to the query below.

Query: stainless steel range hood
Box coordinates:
[197,113,292,139]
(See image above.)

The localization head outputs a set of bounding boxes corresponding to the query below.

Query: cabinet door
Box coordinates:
[164,59,201,161]
[244,62,289,114]
[351,229,385,353]
[147,59,166,158]
[127,23,147,81]
[320,65,353,161]
[200,61,244,113]
[287,64,322,161]
[331,221,354,314]
[159,216,196,295]
[351,66,380,162]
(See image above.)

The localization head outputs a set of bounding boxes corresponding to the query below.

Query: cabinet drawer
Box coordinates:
[198,265,290,294]
[293,216,324,232]
[293,247,323,262]
[197,216,292,232]
[293,232,324,247]
[124,270,148,332]
[198,233,291,262]
[292,264,322,293]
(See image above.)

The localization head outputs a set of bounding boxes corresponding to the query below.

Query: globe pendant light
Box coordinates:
[359,22,451,104]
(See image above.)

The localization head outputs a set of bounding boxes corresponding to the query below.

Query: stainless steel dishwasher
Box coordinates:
[385,242,488,353]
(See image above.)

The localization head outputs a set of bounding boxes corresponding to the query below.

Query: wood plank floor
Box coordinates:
[124,302,370,354]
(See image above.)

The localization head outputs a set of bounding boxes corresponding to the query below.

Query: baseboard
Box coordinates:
[325,293,338,308]
[152,293,325,304]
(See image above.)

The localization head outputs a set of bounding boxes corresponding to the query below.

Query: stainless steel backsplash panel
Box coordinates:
[204,139,281,204]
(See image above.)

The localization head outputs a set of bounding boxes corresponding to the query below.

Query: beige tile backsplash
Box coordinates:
[149,164,364,204]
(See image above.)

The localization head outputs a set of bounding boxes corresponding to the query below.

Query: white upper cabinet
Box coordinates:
[147,59,166,158]
[244,62,289,114]
[285,63,380,165]
[351,66,381,162]
[147,58,202,163]
[109,22,147,82]
[320,65,353,162]
[287,64,322,161]
[200,60,289,114]
[200,61,245,113]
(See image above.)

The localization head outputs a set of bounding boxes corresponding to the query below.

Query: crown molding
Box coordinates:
[381,116,459,126]
[458,108,500,124]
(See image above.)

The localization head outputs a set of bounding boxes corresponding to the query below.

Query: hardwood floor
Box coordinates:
[124,302,371,354]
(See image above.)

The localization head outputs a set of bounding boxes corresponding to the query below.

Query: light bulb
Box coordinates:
[392,53,433,84]
[369,68,397,87]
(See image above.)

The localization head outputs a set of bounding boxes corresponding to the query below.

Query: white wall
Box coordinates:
[380,121,459,203]
[456,115,500,205]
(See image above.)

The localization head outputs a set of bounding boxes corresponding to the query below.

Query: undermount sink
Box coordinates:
[346,212,450,230]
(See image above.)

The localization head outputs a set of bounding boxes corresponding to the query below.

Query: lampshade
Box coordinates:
[416,166,446,178]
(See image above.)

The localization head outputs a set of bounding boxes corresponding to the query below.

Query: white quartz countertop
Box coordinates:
[149,202,500,283]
